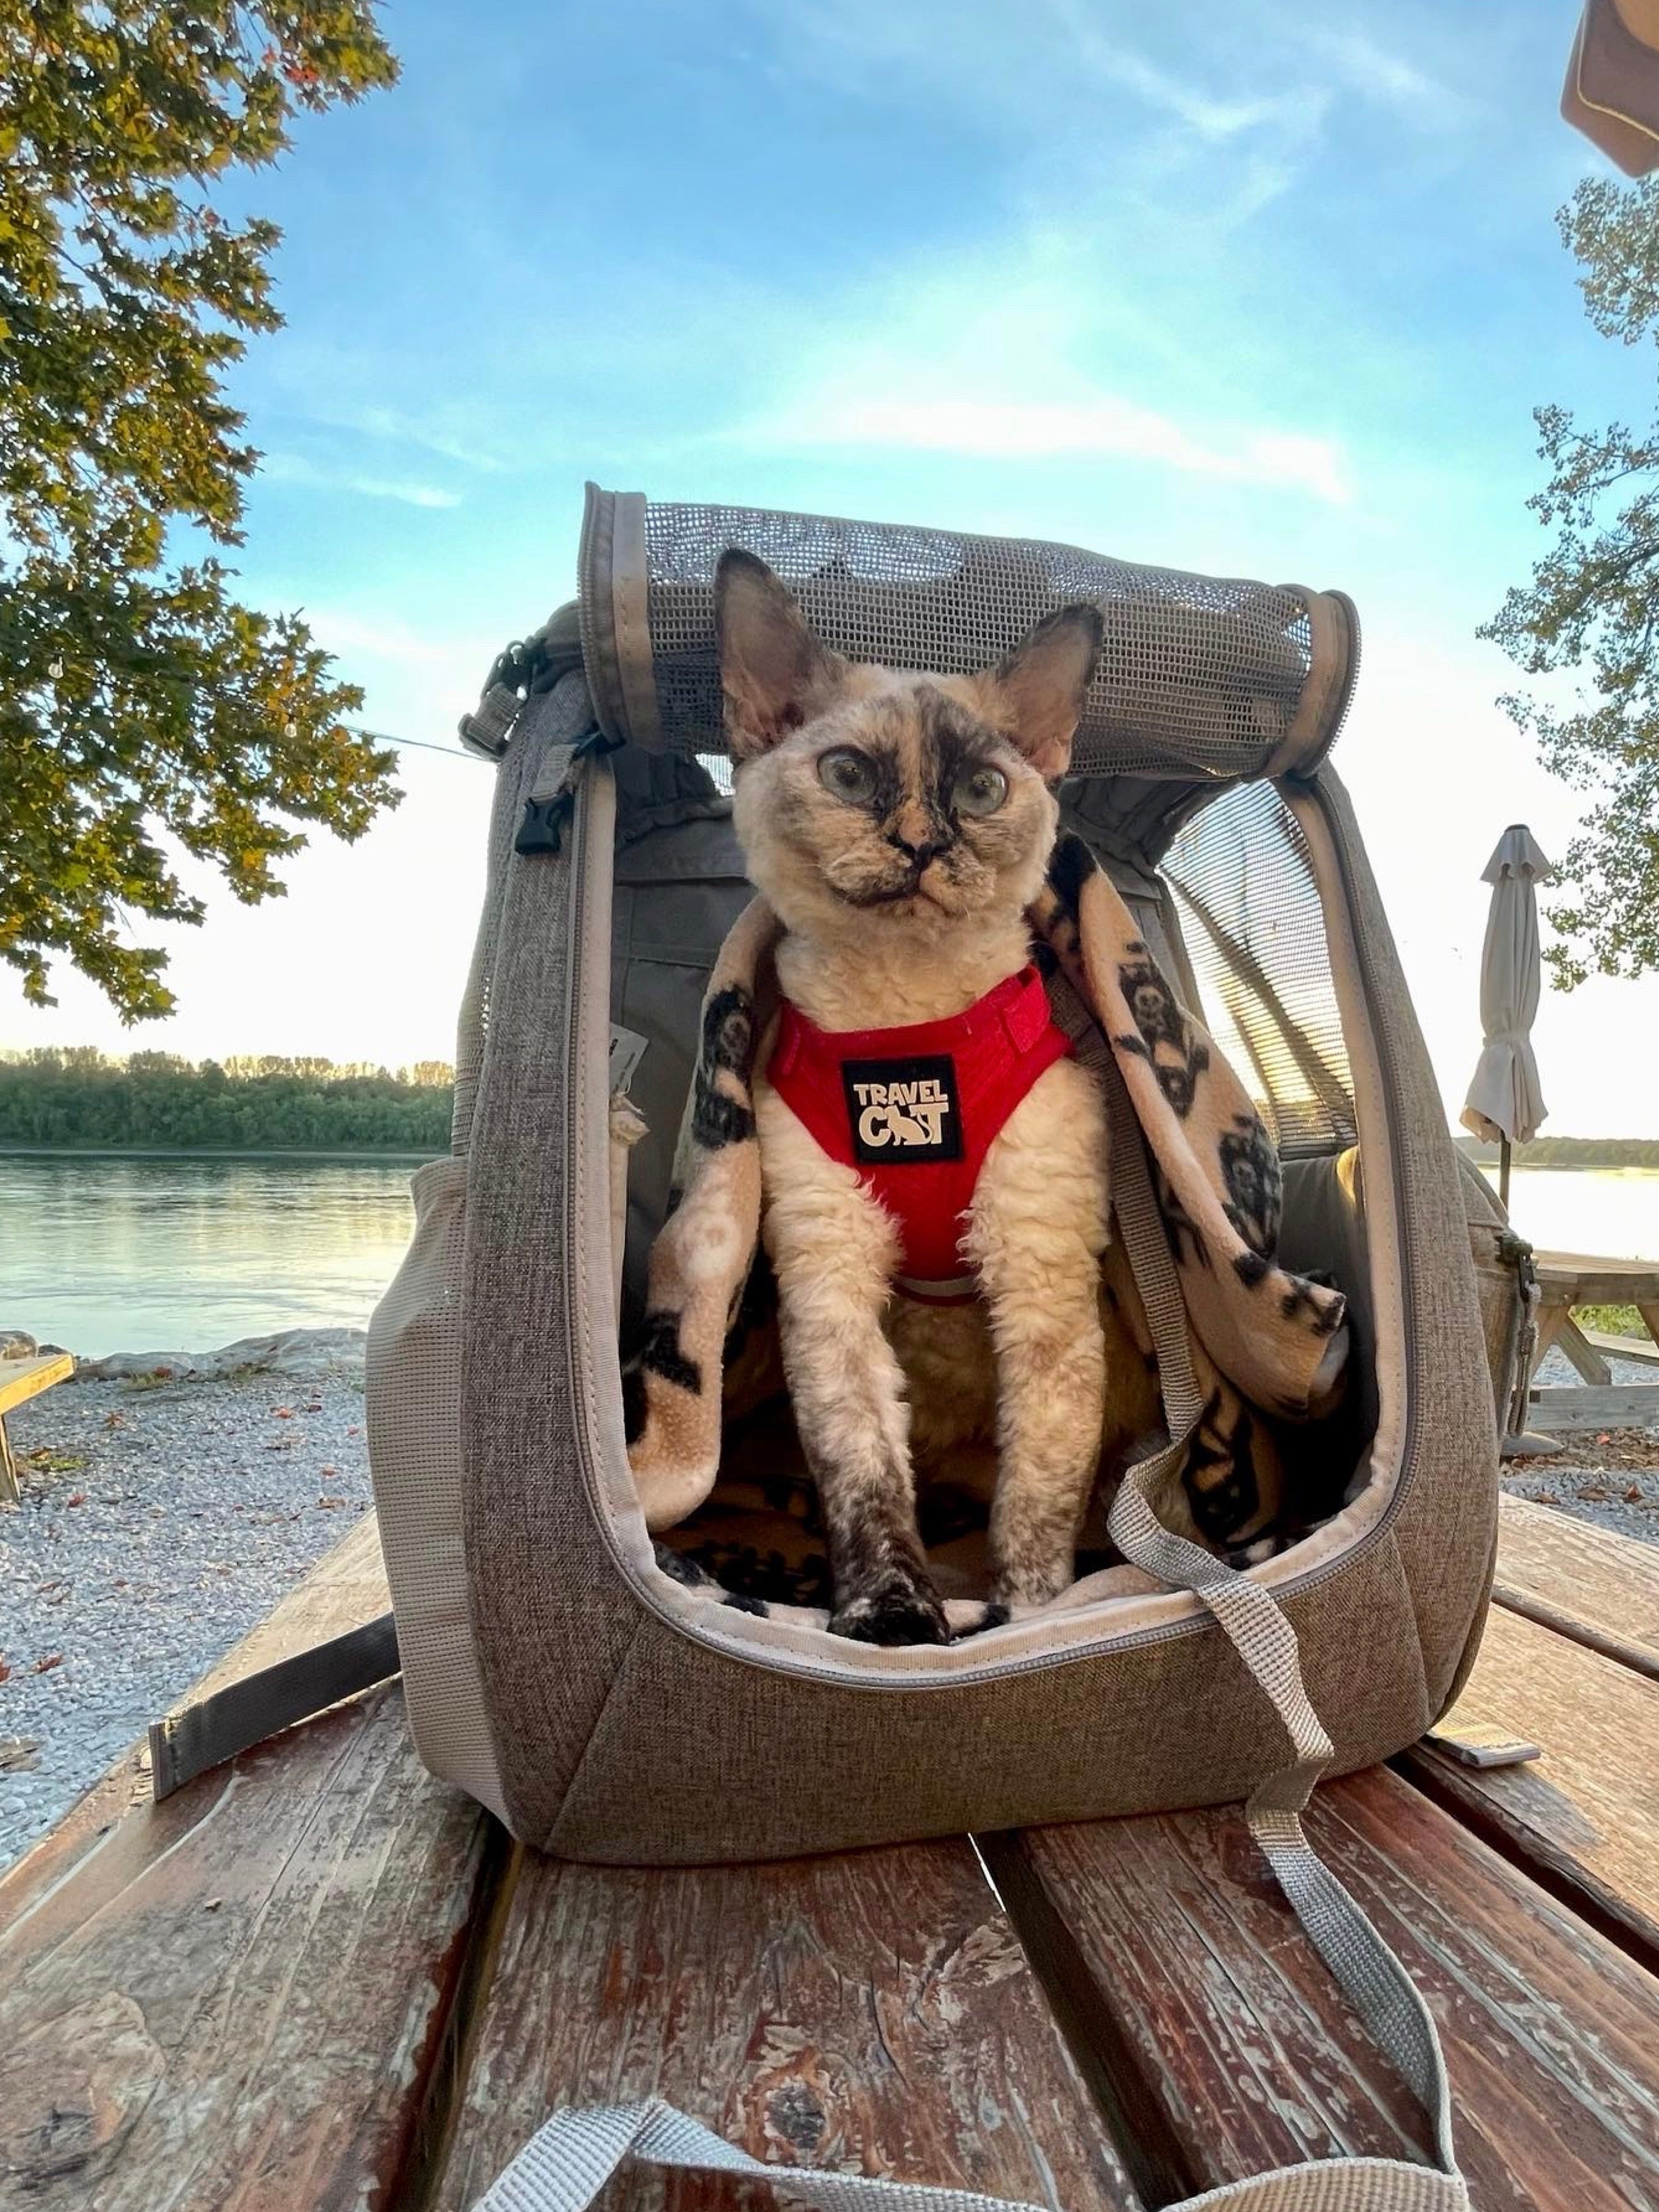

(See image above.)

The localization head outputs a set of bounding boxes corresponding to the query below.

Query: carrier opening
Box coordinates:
[607,746,1394,1644]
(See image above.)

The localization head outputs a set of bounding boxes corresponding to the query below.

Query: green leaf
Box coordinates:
[1488,174,1659,988]
[0,0,400,1022]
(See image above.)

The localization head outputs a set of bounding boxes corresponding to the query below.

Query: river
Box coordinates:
[1,1154,428,1357]
[2,1154,1658,1358]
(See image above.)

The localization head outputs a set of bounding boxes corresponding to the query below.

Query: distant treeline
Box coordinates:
[0,1049,453,1152]
[1457,1133,1659,1170]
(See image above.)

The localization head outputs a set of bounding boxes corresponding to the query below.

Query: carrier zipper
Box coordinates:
[1321,591,1363,760]
[563,647,1436,1694]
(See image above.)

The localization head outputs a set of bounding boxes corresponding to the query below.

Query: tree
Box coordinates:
[1484,174,1659,988]
[0,2,400,1022]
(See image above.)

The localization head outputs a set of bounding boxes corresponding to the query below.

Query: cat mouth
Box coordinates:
[836,875,952,912]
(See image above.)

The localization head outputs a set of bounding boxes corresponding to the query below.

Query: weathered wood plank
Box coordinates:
[1528,1383,1659,1432]
[992,1769,1659,2210]
[0,1512,500,2212]
[0,1350,75,1414]
[0,1352,75,1500]
[1554,1318,1613,1386]
[1582,1328,1659,1369]
[0,1509,391,1925]
[426,1842,1142,2212]
[1535,1253,1659,1308]
[1401,1603,1659,1972]
[1496,1493,1659,1678]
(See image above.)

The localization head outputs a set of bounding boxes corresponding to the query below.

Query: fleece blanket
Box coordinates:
[622,832,1351,1615]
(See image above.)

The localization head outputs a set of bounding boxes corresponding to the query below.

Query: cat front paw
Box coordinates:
[829,1575,950,1646]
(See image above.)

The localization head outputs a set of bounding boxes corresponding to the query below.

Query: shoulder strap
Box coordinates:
[149,1613,399,1801]
[475,1027,1469,2211]
[473,2098,1465,2212]
[1092,1031,1463,2194]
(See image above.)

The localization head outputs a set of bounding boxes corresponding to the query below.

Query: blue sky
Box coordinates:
[8,0,1658,1137]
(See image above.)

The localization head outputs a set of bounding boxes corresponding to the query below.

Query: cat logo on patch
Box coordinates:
[840,1054,963,1165]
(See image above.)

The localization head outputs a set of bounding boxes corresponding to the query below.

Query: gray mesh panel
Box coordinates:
[629,497,1323,778]
[1165,783,1358,1159]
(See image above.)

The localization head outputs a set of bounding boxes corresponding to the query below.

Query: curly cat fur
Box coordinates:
[723,551,1131,1638]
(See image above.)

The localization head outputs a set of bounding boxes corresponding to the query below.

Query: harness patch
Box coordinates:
[840,1054,963,1165]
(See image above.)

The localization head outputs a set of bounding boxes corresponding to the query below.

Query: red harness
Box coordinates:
[766,964,1074,1299]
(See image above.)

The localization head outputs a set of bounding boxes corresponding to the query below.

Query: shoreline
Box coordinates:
[1462,1156,1659,1176]
[0,1144,434,1162]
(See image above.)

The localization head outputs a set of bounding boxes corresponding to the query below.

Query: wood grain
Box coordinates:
[1527,1383,1659,1432]
[1553,1318,1612,1386]
[425,1841,1142,2212]
[0,1509,391,1926]
[1534,1253,1659,1307]
[1401,1602,1659,1971]
[0,1351,74,1501]
[993,1768,1659,2210]
[0,1350,75,1414]
[1582,1328,1659,1369]
[0,1512,501,2212]
[1496,1493,1659,1678]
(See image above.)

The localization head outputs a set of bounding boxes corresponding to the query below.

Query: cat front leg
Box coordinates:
[756,1081,948,1646]
[969,1057,1111,1610]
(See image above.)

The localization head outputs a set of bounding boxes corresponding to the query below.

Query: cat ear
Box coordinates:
[976,603,1104,780]
[715,549,847,760]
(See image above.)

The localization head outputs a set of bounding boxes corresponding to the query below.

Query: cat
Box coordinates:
[718,548,1121,1646]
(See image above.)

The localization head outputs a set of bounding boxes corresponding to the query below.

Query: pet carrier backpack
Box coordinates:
[174,486,1530,2209]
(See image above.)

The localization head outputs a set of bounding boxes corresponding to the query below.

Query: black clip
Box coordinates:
[490,632,552,698]
[515,789,576,856]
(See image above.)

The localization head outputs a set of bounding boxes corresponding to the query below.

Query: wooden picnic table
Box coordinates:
[1526,1249,1659,1435]
[0,1351,74,1505]
[3,1495,1658,2211]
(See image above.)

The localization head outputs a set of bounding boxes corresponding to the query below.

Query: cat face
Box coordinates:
[717,550,1103,945]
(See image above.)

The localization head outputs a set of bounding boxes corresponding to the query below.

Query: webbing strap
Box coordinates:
[1093,1034,1460,2186]
[473,2099,1466,2212]
[148,1612,399,1802]
[472,1028,1466,2211]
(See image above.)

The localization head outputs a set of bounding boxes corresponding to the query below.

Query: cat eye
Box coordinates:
[817,748,877,803]
[952,764,1008,817]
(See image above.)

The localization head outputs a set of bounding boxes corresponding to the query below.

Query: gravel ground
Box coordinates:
[1,1365,372,1871]
[2,1336,1655,1877]
[1502,1343,1659,1545]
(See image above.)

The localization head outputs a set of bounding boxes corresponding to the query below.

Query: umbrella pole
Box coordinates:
[1499,1135,1512,1211]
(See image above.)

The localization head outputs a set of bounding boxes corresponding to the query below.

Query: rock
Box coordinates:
[70,1327,367,1384]
[70,1351,196,1383]
[1,1330,38,1361]
[263,1327,368,1376]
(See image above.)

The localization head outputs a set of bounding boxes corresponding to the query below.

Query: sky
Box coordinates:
[6,0,1658,1137]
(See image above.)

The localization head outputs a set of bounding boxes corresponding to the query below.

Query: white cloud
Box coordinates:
[769,393,1352,504]
[302,608,486,676]
[307,403,506,475]
[260,451,462,509]
[1042,0,1321,143]
[721,229,1355,510]
[1297,21,1468,128]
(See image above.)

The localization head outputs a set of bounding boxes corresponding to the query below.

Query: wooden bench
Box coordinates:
[1528,1251,1659,1434]
[0,1350,75,1505]
[4,1494,1657,2210]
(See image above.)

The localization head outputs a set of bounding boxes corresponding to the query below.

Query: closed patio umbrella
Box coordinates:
[1461,824,1554,1208]
[1563,0,1659,176]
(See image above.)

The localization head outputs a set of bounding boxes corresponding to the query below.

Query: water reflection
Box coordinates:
[0,1155,428,1355]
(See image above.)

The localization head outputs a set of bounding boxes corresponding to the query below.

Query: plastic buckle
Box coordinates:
[458,631,555,758]
[515,789,576,856]
[489,635,548,696]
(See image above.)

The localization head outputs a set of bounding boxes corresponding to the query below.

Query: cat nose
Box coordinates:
[887,830,946,869]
